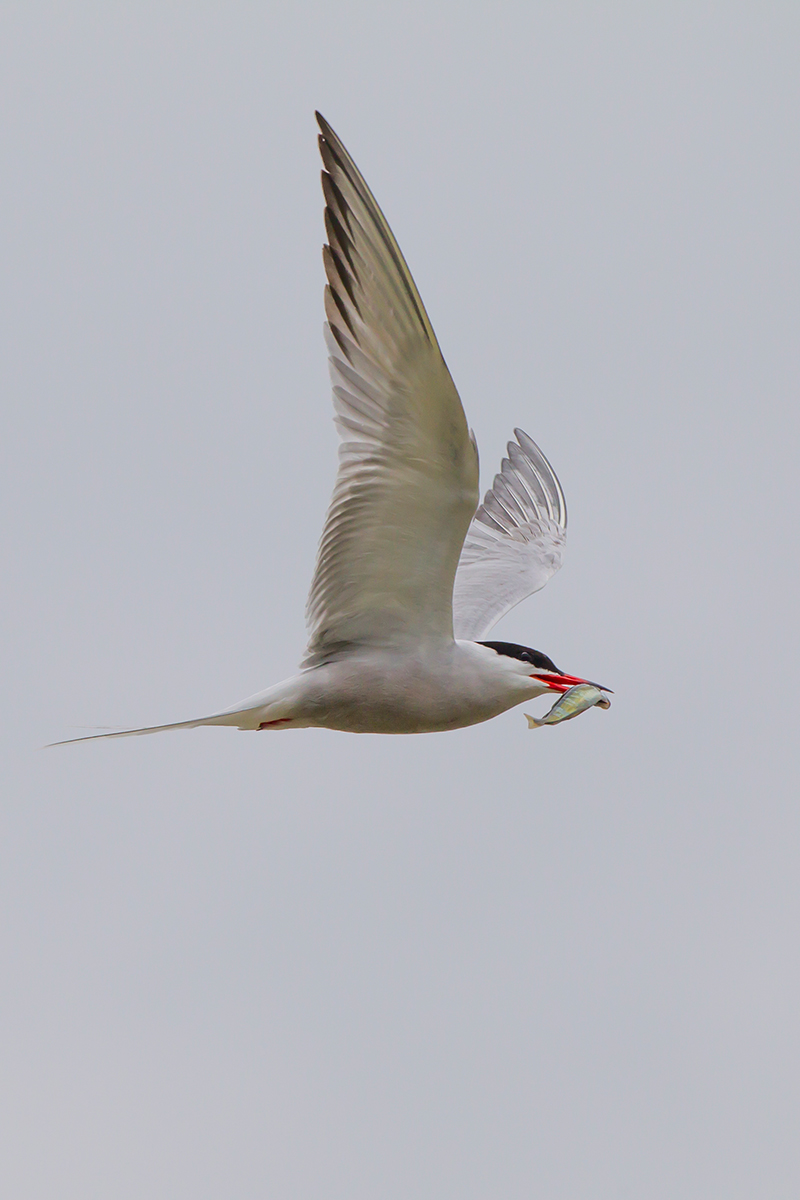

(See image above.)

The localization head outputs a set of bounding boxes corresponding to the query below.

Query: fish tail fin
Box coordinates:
[525,713,543,729]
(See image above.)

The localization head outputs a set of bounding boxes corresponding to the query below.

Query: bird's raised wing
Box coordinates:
[452,429,567,641]
[304,114,479,667]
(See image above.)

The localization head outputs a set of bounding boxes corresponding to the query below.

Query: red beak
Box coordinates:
[537,673,613,695]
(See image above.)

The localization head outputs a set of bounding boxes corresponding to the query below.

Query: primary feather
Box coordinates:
[304,113,479,667]
[452,429,567,640]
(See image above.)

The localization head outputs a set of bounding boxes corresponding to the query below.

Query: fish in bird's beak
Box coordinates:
[526,683,611,728]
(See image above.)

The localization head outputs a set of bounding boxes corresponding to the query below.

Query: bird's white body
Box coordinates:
[202,642,556,736]
[55,115,607,748]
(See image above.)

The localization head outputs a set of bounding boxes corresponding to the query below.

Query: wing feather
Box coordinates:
[304,115,479,667]
[452,430,567,641]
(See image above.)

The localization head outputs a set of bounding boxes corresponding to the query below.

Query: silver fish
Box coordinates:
[525,683,611,728]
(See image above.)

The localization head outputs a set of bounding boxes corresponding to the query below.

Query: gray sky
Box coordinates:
[2,3,799,1196]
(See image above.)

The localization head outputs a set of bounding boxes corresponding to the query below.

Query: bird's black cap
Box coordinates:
[478,641,561,674]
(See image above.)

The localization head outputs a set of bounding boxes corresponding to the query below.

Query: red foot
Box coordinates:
[258,717,293,729]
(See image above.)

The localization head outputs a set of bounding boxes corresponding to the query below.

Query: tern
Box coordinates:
[57,114,608,745]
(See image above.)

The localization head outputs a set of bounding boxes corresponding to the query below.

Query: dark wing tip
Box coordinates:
[316,111,337,142]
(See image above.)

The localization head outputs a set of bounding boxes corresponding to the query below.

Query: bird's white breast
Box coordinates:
[290,641,545,734]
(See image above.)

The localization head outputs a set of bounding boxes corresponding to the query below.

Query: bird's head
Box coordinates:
[477,640,611,697]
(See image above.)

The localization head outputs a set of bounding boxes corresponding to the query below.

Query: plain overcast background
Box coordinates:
[2,3,799,1197]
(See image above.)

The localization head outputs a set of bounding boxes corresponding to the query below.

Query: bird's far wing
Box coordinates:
[451,429,567,641]
[304,114,479,667]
